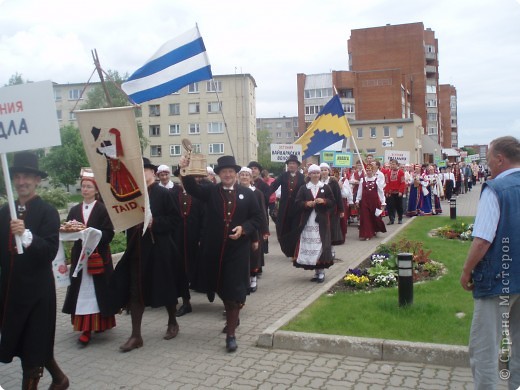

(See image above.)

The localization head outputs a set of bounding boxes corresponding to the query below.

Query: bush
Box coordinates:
[38,187,69,209]
[110,232,127,253]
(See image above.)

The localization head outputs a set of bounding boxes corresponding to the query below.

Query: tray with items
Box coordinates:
[59,220,87,233]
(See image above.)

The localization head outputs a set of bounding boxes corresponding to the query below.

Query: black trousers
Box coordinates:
[386,193,403,221]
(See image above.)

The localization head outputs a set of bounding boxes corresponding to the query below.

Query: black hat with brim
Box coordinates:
[285,154,301,166]
[9,151,48,179]
[247,161,263,171]
[143,157,158,173]
[214,155,241,175]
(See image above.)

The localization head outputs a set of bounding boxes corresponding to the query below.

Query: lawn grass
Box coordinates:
[283,216,475,346]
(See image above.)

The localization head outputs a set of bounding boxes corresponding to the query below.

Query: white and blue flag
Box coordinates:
[122,26,212,104]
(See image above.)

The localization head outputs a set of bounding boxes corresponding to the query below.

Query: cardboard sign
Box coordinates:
[270,144,302,163]
[0,81,61,153]
[320,151,335,164]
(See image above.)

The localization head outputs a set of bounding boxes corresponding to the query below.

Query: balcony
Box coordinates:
[425,65,437,75]
[425,52,436,60]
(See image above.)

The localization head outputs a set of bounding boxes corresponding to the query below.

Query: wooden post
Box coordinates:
[91,49,113,108]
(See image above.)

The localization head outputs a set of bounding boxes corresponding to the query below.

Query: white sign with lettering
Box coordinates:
[270,144,302,163]
[0,80,61,153]
[384,150,410,164]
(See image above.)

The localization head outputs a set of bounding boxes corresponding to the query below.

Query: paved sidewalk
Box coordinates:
[1,183,506,389]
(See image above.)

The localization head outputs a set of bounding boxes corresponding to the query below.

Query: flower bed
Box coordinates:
[329,238,445,293]
[431,222,473,241]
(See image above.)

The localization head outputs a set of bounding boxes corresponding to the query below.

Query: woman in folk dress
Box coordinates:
[293,164,335,283]
[356,163,387,241]
[62,173,116,346]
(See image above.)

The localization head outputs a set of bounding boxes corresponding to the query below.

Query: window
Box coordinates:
[189,123,200,134]
[170,144,181,156]
[340,89,354,98]
[206,80,222,92]
[383,126,390,137]
[426,85,437,94]
[208,102,221,113]
[192,143,201,153]
[425,45,435,53]
[56,110,62,121]
[54,89,62,101]
[396,126,404,138]
[69,111,76,121]
[169,103,180,115]
[188,83,199,93]
[286,132,293,138]
[188,103,200,114]
[264,123,272,129]
[305,105,323,115]
[209,143,224,154]
[276,123,283,129]
[208,122,223,133]
[366,148,376,154]
[357,127,363,138]
[149,125,160,137]
[149,105,160,116]
[304,88,333,99]
[370,127,377,138]
[276,132,282,138]
[285,121,292,129]
[428,113,437,121]
[428,127,437,135]
[150,145,162,157]
[169,124,180,135]
[68,89,82,100]
[344,103,355,113]
[427,99,437,108]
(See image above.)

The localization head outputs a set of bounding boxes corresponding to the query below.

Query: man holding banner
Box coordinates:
[0,151,69,389]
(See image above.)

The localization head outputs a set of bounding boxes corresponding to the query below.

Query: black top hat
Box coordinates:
[285,154,301,166]
[9,151,48,178]
[214,155,241,174]
[247,161,263,172]
[143,157,158,173]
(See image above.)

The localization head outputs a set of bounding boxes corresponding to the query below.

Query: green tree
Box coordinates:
[40,125,88,191]
[5,72,30,86]
[256,129,284,176]
[81,70,130,109]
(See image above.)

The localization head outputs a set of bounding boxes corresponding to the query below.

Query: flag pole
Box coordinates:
[333,86,366,176]
[92,49,114,108]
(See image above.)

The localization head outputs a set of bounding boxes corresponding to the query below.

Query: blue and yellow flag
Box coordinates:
[294,95,352,160]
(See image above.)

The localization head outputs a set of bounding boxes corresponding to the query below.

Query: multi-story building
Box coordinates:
[256,116,298,144]
[439,84,458,148]
[52,74,258,169]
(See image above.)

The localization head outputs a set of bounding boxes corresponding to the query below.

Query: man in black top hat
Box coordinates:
[269,154,306,257]
[0,151,69,389]
[179,155,263,353]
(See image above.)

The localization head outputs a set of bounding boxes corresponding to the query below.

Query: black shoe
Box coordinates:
[249,285,257,293]
[317,276,325,283]
[398,219,403,224]
[310,275,319,282]
[387,220,394,225]
[226,336,237,352]
[176,304,192,317]
[207,292,215,303]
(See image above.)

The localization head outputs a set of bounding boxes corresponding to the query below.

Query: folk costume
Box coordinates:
[112,158,182,352]
[384,167,406,224]
[182,155,263,352]
[0,151,69,389]
[62,199,116,344]
[426,170,443,214]
[356,175,387,240]
[293,165,335,282]
[269,155,306,257]
[320,163,344,245]
[349,166,363,224]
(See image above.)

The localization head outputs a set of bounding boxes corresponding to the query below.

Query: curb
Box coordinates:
[256,217,470,368]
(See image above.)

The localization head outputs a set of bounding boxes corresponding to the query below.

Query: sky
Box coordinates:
[1,0,519,147]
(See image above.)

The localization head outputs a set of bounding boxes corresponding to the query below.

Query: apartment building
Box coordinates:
[439,84,458,148]
[256,116,298,144]
[52,74,257,169]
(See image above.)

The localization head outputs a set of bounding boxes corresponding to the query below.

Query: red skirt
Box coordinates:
[72,313,116,332]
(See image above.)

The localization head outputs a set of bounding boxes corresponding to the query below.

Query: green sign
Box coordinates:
[437,160,447,168]
[334,153,352,168]
[320,151,335,164]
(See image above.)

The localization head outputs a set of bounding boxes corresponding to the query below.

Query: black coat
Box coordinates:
[182,177,263,302]
[62,201,115,316]
[110,182,181,309]
[269,171,306,256]
[0,196,60,366]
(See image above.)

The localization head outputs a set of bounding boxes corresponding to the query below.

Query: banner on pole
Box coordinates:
[0,80,61,153]
[384,150,410,165]
[75,107,150,233]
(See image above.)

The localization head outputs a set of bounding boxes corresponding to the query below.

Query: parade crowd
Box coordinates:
[0,149,488,389]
